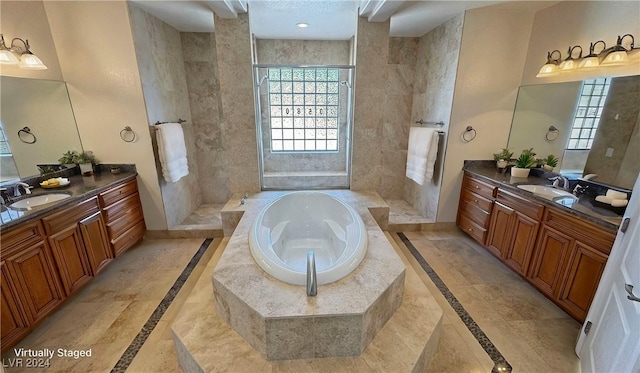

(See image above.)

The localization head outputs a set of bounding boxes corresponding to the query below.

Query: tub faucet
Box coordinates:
[307,251,317,296]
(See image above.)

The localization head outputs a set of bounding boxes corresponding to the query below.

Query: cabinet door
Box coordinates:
[48,224,93,296]
[528,226,572,298]
[503,213,540,276]
[79,212,113,275]
[558,241,608,322]
[4,241,64,322]
[1,261,29,348]
[486,202,514,258]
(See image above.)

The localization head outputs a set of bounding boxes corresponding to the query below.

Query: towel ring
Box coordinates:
[462,126,476,142]
[120,126,136,143]
[545,125,559,141]
[17,127,36,144]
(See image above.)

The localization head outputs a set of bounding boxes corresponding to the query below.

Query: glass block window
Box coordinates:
[268,67,340,152]
[0,125,11,155]
[567,78,610,150]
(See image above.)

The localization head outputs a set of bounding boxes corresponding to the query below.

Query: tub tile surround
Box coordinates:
[212,191,406,360]
[173,190,443,369]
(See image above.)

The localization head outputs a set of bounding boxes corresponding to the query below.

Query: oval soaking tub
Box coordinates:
[249,191,367,286]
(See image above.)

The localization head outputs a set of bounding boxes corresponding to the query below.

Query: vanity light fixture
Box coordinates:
[578,40,606,69]
[536,33,637,78]
[600,34,634,66]
[296,22,309,28]
[536,50,562,78]
[558,45,583,72]
[0,34,48,70]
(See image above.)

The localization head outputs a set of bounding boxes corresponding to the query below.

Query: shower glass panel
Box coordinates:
[254,65,354,190]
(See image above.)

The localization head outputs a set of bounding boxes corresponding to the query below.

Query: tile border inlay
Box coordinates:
[110,238,214,373]
[397,232,512,373]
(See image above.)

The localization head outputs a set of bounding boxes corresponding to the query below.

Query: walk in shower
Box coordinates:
[253,65,354,190]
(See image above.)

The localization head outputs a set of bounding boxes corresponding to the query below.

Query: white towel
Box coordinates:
[156,122,189,183]
[406,127,440,185]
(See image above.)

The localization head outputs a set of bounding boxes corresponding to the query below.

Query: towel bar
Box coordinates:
[415,119,444,126]
[153,118,187,126]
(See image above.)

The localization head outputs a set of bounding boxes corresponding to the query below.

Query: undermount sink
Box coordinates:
[516,185,578,201]
[9,193,71,210]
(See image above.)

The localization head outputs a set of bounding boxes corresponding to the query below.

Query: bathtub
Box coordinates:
[249,192,367,286]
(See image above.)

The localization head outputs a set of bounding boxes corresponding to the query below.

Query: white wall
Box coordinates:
[44,1,167,230]
[521,1,640,86]
[438,7,535,222]
[0,1,63,81]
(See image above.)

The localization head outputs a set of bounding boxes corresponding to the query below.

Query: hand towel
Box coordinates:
[406,127,440,185]
[611,199,628,207]
[156,122,189,183]
[605,189,627,199]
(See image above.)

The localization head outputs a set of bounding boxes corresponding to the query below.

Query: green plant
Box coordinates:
[515,148,537,168]
[544,154,559,167]
[493,148,514,162]
[58,150,79,164]
[74,151,99,164]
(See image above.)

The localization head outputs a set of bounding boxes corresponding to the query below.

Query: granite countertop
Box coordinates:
[463,161,623,231]
[0,171,137,231]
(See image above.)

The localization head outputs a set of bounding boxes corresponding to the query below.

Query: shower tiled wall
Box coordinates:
[215,13,260,195]
[182,32,229,203]
[129,4,201,228]
[404,15,463,220]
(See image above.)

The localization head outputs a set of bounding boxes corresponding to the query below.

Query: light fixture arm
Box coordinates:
[586,40,606,57]
[546,49,562,64]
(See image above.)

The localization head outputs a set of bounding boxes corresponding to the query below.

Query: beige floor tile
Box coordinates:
[427,324,487,373]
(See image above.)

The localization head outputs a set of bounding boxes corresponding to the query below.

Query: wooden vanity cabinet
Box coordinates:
[42,197,111,296]
[99,179,145,256]
[529,208,615,321]
[1,221,65,350]
[457,172,616,322]
[456,174,496,245]
[486,189,543,276]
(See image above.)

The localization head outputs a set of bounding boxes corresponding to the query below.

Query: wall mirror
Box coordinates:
[507,75,640,190]
[0,76,83,183]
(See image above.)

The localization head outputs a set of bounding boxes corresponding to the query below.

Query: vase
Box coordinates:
[543,165,554,172]
[496,160,509,169]
[510,167,531,178]
[79,163,94,176]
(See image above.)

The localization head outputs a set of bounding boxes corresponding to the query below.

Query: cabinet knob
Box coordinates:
[475,185,479,189]
[474,199,478,203]
[468,228,473,232]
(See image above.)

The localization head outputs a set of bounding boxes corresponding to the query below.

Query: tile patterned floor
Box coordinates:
[2,229,581,373]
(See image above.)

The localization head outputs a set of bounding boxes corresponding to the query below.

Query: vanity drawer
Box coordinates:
[463,175,496,199]
[461,188,493,212]
[103,193,141,223]
[543,208,615,254]
[1,221,46,253]
[99,180,138,207]
[460,201,491,228]
[106,206,143,239]
[496,188,544,221]
[458,213,487,244]
[112,221,145,256]
[42,197,100,234]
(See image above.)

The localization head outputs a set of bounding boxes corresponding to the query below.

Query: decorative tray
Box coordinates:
[40,179,71,189]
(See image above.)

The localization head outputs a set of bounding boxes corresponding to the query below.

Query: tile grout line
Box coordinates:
[397,232,512,373]
[110,238,214,373]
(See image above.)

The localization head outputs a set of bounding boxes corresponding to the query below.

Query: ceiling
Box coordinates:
[130,0,555,39]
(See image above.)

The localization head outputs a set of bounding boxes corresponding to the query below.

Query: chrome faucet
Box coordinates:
[548,176,569,190]
[13,182,32,197]
[240,193,248,205]
[307,251,317,296]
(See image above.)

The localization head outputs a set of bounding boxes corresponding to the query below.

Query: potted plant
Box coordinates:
[542,154,559,171]
[74,151,99,176]
[58,150,79,169]
[493,148,513,169]
[110,165,122,175]
[511,148,537,177]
